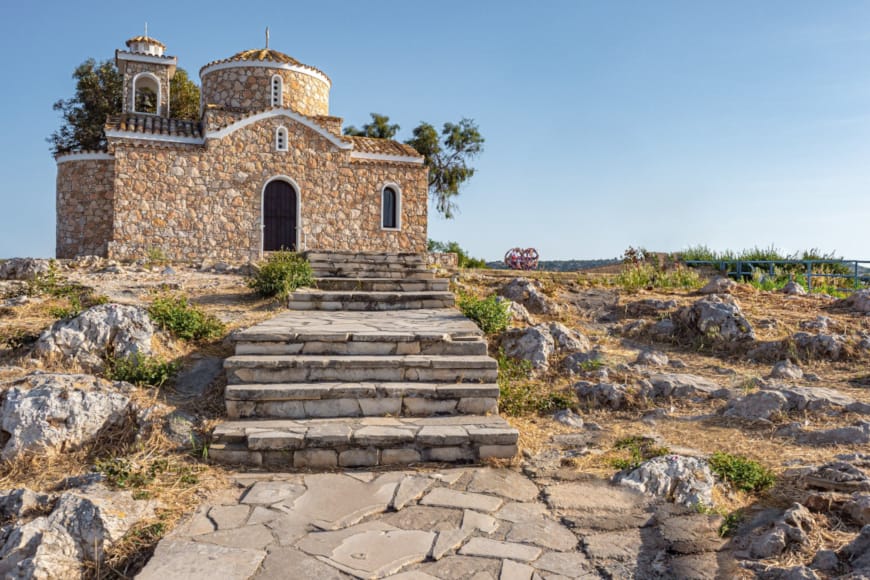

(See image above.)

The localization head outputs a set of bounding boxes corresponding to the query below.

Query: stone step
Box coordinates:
[304,251,426,266]
[224,355,498,384]
[310,266,434,280]
[209,415,519,468]
[225,382,500,419]
[287,290,455,311]
[235,336,486,356]
[315,277,449,292]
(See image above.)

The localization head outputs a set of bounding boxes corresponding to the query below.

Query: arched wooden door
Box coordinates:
[263,180,297,251]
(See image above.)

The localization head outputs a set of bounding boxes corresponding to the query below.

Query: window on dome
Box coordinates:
[276,127,288,151]
[271,75,283,107]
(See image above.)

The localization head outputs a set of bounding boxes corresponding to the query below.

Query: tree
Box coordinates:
[406,119,484,219]
[170,68,201,121]
[343,113,400,139]
[49,59,201,156]
[345,113,485,218]
[49,59,122,155]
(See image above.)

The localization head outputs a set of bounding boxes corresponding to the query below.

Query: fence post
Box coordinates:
[855,261,859,289]
[806,261,812,291]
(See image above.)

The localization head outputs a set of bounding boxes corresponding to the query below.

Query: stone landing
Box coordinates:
[211,253,519,468]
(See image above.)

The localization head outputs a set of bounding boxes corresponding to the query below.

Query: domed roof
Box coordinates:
[125,35,166,49]
[200,48,330,84]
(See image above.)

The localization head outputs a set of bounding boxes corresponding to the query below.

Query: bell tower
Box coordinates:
[115,31,177,117]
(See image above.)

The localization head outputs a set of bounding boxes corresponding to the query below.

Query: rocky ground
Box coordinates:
[0,256,868,578]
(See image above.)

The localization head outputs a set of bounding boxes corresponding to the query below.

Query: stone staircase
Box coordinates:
[210,251,519,468]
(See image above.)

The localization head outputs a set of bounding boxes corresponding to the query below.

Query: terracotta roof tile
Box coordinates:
[125,36,166,49]
[105,114,203,139]
[344,136,422,158]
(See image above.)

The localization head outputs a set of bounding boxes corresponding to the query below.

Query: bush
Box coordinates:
[458,293,511,334]
[248,251,314,299]
[148,295,225,341]
[708,452,775,493]
[428,240,488,269]
[613,263,703,292]
[107,353,179,387]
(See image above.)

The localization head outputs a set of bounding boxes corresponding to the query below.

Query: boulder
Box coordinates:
[794,421,870,446]
[698,277,737,295]
[650,319,676,339]
[498,278,555,315]
[547,323,591,353]
[614,455,715,508]
[773,385,854,413]
[0,485,156,579]
[675,295,755,345]
[799,316,832,331]
[644,373,726,400]
[792,332,849,361]
[552,409,584,428]
[722,390,789,421]
[771,360,803,380]
[837,290,870,314]
[0,373,133,460]
[561,350,604,375]
[625,299,677,317]
[839,525,870,570]
[0,258,51,281]
[635,350,669,367]
[500,325,554,372]
[575,381,635,410]
[0,488,53,520]
[506,300,533,325]
[845,495,870,526]
[34,303,155,372]
[749,504,814,559]
[782,281,807,296]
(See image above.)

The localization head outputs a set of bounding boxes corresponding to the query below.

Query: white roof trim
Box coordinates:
[116,51,177,66]
[55,151,115,164]
[105,130,203,145]
[206,108,351,150]
[350,151,424,165]
[200,60,331,87]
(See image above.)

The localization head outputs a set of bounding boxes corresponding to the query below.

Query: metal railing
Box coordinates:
[683,259,870,290]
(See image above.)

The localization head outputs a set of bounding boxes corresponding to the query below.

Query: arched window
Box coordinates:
[271,75,283,107]
[275,126,288,151]
[133,73,160,115]
[382,186,400,230]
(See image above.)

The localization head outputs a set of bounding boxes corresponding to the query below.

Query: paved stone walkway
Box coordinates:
[138,468,737,579]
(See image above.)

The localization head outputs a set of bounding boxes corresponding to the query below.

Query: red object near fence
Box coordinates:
[504,248,539,270]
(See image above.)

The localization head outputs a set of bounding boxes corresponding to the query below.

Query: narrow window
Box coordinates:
[271,75,283,107]
[382,187,398,229]
[275,127,288,151]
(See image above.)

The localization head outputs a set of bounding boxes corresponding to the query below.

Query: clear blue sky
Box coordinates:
[1,1,869,260]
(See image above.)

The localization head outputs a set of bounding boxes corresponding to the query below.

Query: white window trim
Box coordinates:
[260,175,302,254]
[381,183,402,231]
[270,74,283,107]
[275,126,288,151]
[132,72,162,116]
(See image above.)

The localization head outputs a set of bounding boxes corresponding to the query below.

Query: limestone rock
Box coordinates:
[792,332,849,361]
[0,488,54,520]
[837,290,870,313]
[698,277,737,295]
[561,351,603,375]
[839,524,870,570]
[0,485,156,579]
[783,281,807,296]
[499,325,554,373]
[802,461,870,493]
[575,381,635,410]
[34,303,155,372]
[722,390,789,421]
[634,350,669,367]
[771,360,803,380]
[624,299,677,317]
[749,504,814,560]
[0,373,132,460]
[794,421,870,446]
[675,295,755,345]
[0,258,51,281]
[506,300,533,325]
[643,373,725,400]
[547,323,591,353]
[498,278,555,315]
[799,316,832,331]
[614,455,715,508]
[844,495,870,525]
[553,409,584,428]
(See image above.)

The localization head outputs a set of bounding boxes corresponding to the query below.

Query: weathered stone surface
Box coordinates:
[459,537,542,562]
[381,506,463,533]
[722,390,789,421]
[659,513,726,554]
[175,357,223,397]
[467,469,539,502]
[771,360,803,380]
[391,475,435,510]
[749,504,814,559]
[675,295,755,345]
[500,559,535,580]
[643,373,724,400]
[240,481,305,506]
[0,373,132,460]
[421,488,503,513]
[506,517,577,551]
[625,298,677,317]
[837,289,870,313]
[582,528,644,561]
[499,325,554,372]
[792,421,870,446]
[495,502,548,523]
[845,495,870,525]
[782,281,807,295]
[547,323,591,353]
[615,455,715,508]
[552,409,584,428]
[194,523,275,550]
[498,278,555,315]
[635,350,669,367]
[532,552,593,577]
[255,546,348,580]
[34,303,155,371]
[544,481,645,512]
[839,524,870,569]
[137,540,266,580]
[574,381,635,410]
[462,510,499,533]
[698,277,736,295]
[290,474,399,530]
[0,258,51,281]
[209,505,251,530]
[419,555,501,579]
[431,528,470,560]
[321,528,437,578]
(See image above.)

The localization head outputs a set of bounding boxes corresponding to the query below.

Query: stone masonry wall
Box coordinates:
[201,66,329,116]
[56,157,115,258]
[122,61,171,116]
[107,117,427,262]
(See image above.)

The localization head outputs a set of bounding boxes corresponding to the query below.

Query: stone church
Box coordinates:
[55,35,429,261]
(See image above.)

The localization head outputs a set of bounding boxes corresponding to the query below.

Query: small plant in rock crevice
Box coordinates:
[458,293,511,335]
[147,294,225,341]
[106,353,180,387]
[610,436,670,470]
[248,251,314,299]
[708,452,776,493]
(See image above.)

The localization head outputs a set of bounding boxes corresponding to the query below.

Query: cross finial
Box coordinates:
[144,22,148,39]
[265,26,270,49]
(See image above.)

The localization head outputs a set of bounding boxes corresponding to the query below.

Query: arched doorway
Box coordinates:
[262,179,298,251]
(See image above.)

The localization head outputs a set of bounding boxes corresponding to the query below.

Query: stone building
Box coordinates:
[55,35,429,261]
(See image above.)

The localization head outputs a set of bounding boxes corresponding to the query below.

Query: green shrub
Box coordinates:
[458,293,511,334]
[147,295,225,341]
[145,247,169,267]
[428,240,488,269]
[495,351,574,415]
[107,353,180,387]
[611,436,670,470]
[248,251,314,299]
[613,263,703,292]
[708,452,775,493]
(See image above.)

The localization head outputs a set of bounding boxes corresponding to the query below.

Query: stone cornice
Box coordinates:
[55,151,115,164]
